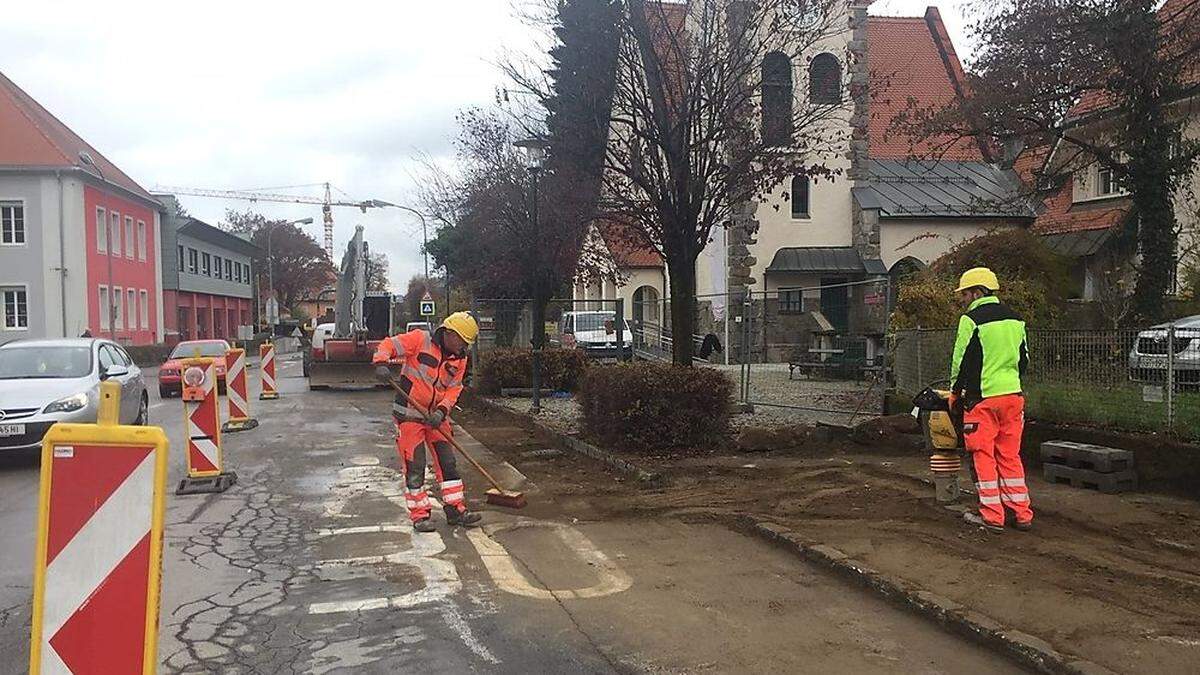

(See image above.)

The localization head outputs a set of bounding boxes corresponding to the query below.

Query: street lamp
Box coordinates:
[266,217,314,328]
[514,137,549,414]
[79,151,116,340]
[363,200,429,280]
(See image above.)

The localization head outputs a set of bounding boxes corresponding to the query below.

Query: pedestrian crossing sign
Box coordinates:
[420,300,435,316]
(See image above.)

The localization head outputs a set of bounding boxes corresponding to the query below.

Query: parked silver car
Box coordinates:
[0,338,148,452]
[1128,315,1200,385]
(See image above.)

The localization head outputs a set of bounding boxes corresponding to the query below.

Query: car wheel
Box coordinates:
[136,393,149,426]
[159,385,171,399]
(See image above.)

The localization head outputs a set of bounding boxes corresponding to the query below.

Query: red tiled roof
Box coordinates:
[867,9,983,161]
[598,221,662,267]
[0,70,156,203]
[1031,179,1130,236]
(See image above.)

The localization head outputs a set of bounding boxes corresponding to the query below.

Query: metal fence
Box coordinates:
[893,326,1200,441]
[470,297,627,361]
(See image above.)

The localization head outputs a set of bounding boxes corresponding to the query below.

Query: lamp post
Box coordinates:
[266,217,314,329]
[78,152,115,340]
[363,200,429,280]
[514,137,549,414]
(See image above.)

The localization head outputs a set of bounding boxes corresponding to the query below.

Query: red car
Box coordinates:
[158,339,230,398]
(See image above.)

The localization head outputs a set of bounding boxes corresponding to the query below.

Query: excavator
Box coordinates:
[307,225,393,389]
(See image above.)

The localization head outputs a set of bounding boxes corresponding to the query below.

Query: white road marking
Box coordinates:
[314,524,404,537]
[467,520,632,601]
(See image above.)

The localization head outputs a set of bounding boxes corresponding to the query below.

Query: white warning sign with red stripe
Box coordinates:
[225,348,250,421]
[259,342,278,399]
[183,357,223,477]
[30,424,168,675]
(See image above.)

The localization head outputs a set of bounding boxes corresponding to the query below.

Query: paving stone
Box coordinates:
[1043,463,1138,494]
[1040,440,1134,473]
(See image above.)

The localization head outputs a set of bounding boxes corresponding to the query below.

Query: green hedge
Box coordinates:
[476,348,589,394]
[577,363,733,454]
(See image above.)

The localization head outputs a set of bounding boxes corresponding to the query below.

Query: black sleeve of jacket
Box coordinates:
[1019,338,1029,378]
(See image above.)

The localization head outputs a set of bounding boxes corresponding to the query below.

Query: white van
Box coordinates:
[557,311,632,357]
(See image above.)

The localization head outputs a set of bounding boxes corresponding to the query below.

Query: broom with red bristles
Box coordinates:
[388,379,527,509]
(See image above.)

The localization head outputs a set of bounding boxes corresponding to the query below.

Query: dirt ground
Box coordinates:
[456,401,1200,675]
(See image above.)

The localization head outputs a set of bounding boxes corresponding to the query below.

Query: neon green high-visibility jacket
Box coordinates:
[949,295,1028,401]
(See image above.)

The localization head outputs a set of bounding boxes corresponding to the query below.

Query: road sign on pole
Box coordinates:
[420,292,435,317]
[29,381,169,675]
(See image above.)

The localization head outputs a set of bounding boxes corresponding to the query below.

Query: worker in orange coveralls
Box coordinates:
[374,312,481,532]
[949,267,1033,534]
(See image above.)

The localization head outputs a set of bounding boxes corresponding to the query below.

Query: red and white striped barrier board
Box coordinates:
[259,342,278,400]
[222,348,257,432]
[178,358,236,495]
[29,382,168,675]
[183,357,222,477]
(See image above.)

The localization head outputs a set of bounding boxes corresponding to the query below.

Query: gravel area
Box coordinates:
[486,395,582,434]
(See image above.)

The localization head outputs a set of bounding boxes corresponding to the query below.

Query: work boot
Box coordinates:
[1012,520,1033,532]
[413,518,437,533]
[444,505,482,527]
[963,511,1004,533]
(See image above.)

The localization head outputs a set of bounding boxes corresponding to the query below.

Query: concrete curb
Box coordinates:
[732,516,1117,675]
[471,396,666,487]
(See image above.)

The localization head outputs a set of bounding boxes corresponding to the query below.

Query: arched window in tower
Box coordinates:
[791,175,810,219]
[761,51,793,146]
[809,53,842,104]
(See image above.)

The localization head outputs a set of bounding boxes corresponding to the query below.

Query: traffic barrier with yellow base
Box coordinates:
[259,342,279,399]
[221,348,258,433]
[29,380,168,675]
[177,357,237,495]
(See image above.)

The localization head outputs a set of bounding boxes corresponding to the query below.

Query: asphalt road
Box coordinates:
[0,356,1021,673]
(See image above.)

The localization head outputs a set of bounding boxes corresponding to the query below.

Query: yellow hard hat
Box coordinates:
[955,267,1000,293]
[441,311,479,345]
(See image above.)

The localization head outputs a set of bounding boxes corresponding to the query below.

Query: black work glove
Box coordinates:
[426,409,446,428]
[375,365,393,383]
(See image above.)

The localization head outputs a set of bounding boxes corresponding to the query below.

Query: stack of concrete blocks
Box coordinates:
[1040,440,1137,494]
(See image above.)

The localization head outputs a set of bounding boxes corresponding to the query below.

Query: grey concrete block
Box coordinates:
[1040,440,1134,473]
[1043,463,1138,494]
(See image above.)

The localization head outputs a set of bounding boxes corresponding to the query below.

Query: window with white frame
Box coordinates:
[1,287,27,329]
[110,212,122,257]
[113,286,124,329]
[1,202,25,245]
[236,263,244,283]
[137,221,146,261]
[202,252,211,276]
[1097,165,1118,196]
[188,248,198,274]
[139,289,149,328]
[177,245,184,269]
[224,258,233,280]
[99,286,111,330]
[124,216,134,257]
[214,255,223,279]
[97,207,108,252]
[127,289,136,330]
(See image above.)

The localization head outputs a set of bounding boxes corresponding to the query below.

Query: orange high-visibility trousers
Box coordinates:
[395,421,468,523]
[963,394,1033,528]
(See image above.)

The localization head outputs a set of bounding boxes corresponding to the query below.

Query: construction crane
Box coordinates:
[154,182,379,260]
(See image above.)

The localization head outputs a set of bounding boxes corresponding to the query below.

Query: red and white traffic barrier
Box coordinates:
[30,381,169,675]
[222,348,258,432]
[178,357,236,494]
[259,342,279,400]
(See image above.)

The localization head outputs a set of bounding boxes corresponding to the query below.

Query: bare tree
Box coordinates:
[595,0,848,363]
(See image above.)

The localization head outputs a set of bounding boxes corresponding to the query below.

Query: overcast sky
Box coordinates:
[3,0,971,291]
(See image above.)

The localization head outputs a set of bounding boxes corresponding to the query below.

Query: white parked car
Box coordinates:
[1128,315,1200,385]
[557,311,632,358]
[0,338,148,453]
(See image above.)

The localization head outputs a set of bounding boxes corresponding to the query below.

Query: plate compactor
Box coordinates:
[912,384,965,503]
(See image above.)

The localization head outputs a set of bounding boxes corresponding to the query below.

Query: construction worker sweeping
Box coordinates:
[949,267,1034,533]
[374,312,482,532]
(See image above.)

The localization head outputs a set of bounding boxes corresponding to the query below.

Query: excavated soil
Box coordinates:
[457,401,1200,675]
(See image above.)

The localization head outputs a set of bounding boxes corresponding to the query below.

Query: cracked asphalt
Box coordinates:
[0,356,1022,673]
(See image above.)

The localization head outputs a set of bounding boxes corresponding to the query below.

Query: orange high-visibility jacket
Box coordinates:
[372,329,467,421]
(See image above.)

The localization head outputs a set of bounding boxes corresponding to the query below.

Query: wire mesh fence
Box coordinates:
[892,326,1200,441]
[470,298,629,362]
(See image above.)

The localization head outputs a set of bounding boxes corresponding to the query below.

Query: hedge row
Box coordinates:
[475,347,589,394]
[577,363,733,454]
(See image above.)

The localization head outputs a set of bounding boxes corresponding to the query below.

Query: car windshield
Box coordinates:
[0,346,92,379]
[170,341,228,358]
[575,313,614,332]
